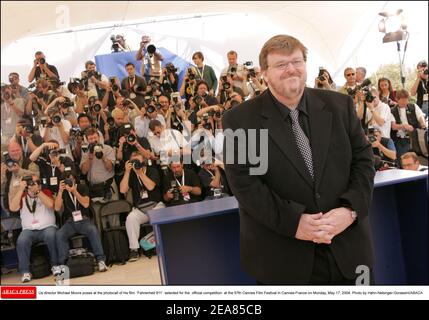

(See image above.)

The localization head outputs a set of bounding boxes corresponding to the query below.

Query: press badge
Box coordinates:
[5,118,12,125]
[50,177,58,186]
[423,93,428,101]
[32,219,41,230]
[140,190,149,199]
[72,210,83,222]
[183,193,190,201]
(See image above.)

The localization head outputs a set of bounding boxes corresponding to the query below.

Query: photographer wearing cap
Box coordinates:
[28,51,59,83]
[162,161,202,207]
[9,174,60,283]
[120,151,163,261]
[136,35,163,83]
[121,62,147,107]
[410,60,429,117]
[29,139,76,194]
[55,172,108,272]
[80,127,116,199]
[220,51,249,97]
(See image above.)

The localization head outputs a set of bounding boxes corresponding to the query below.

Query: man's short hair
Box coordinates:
[259,34,308,71]
[396,89,410,100]
[85,127,99,138]
[111,108,124,119]
[417,60,428,68]
[35,51,43,56]
[192,51,204,61]
[401,152,419,163]
[196,80,209,92]
[149,119,162,131]
[227,50,237,57]
[356,67,367,76]
[37,79,50,89]
[125,62,135,68]
[85,60,95,69]
[9,72,19,78]
[343,67,355,76]
[77,113,92,123]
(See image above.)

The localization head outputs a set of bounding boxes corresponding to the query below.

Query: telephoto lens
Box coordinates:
[93,103,102,112]
[127,134,136,143]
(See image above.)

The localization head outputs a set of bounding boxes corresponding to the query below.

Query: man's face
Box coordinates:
[8,144,22,161]
[126,65,135,76]
[192,56,203,66]
[171,163,183,176]
[159,96,169,110]
[35,53,45,64]
[152,126,163,138]
[344,69,356,86]
[397,97,408,108]
[401,158,419,171]
[356,69,365,83]
[9,74,19,86]
[113,112,125,126]
[87,133,99,145]
[78,117,91,130]
[197,84,208,96]
[262,49,307,100]
[27,176,41,194]
[87,64,96,72]
[227,54,237,66]
[417,63,428,80]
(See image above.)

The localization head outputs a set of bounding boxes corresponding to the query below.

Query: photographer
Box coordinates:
[25,79,56,116]
[103,108,125,147]
[111,34,131,52]
[71,113,104,162]
[55,172,107,272]
[81,61,110,98]
[410,60,429,117]
[198,159,231,199]
[9,174,60,283]
[378,77,397,108]
[11,119,43,159]
[1,84,25,146]
[134,99,166,139]
[162,161,202,207]
[356,67,367,86]
[121,62,147,107]
[136,35,163,83]
[190,52,218,95]
[391,89,427,158]
[29,140,76,194]
[80,128,116,199]
[116,123,153,165]
[8,72,29,101]
[363,88,394,139]
[368,128,397,163]
[220,51,249,97]
[85,93,110,136]
[246,66,267,99]
[194,80,219,109]
[119,151,163,261]
[161,62,179,95]
[216,74,245,105]
[46,95,78,126]
[1,141,39,213]
[179,66,198,103]
[68,78,88,114]
[338,67,357,95]
[314,68,336,91]
[28,51,59,83]
[41,108,72,159]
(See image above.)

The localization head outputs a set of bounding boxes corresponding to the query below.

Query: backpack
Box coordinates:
[66,248,95,278]
[410,128,428,158]
[102,228,130,266]
[30,251,51,279]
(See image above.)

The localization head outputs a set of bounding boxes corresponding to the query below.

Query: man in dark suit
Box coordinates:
[222,35,375,285]
[121,62,147,108]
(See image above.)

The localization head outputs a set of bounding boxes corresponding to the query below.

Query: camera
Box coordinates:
[90,144,104,159]
[85,70,101,80]
[147,105,156,114]
[171,92,181,104]
[2,152,18,168]
[107,116,115,128]
[70,127,83,139]
[187,68,196,81]
[52,115,62,124]
[23,124,34,135]
[126,133,136,144]
[215,111,222,118]
[165,63,177,74]
[48,148,66,157]
[203,122,212,131]
[243,61,256,80]
[59,97,74,109]
[93,103,102,112]
[122,99,134,109]
[194,94,203,106]
[109,77,119,91]
[367,128,377,143]
[130,159,143,170]
[208,109,215,117]
[318,68,326,82]
[81,143,89,153]
[423,68,429,75]
[347,78,372,98]
[39,58,46,65]
[110,35,120,52]
[230,100,240,108]
[147,44,156,55]
[169,180,181,201]
[64,178,74,187]
[23,175,35,187]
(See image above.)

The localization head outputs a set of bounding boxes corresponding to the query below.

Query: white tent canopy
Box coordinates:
[2,1,428,86]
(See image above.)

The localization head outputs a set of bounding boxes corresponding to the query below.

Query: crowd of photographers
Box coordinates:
[1,41,427,282]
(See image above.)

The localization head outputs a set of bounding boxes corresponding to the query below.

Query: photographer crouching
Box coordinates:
[367,128,397,170]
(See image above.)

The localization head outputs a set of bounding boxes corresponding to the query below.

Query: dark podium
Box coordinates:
[148,170,428,285]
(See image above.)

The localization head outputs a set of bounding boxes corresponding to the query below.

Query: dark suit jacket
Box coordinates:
[121,75,147,107]
[222,88,375,284]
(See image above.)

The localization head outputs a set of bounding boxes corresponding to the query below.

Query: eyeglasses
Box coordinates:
[268,59,305,71]
[346,73,355,77]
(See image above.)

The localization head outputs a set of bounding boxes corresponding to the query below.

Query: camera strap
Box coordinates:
[67,191,78,211]
[195,65,205,80]
[51,165,57,177]
[25,195,37,214]
[20,136,29,155]
[174,172,185,187]
[128,77,135,90]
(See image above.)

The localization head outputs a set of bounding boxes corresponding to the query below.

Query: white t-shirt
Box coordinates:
[134,114,165,139]
[368,102,393,138]
[43,119,73,158]
[19,191,56,231]
[148,129,188,164]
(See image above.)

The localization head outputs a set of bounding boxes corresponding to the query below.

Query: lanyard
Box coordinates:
[205,168,215,178]
[129,77,135,89]
[21,136,28,154]
[195,65,205,79]
[136,168,147,190]
[25,195,37,214]
[422,80,428,94]
[50,165,56,177]
[174,171,185,187]
[67,191,78,211]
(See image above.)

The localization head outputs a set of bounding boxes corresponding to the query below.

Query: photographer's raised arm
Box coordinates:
[28,60,38,83]
[9,180,26,212]
[410,74,421,97]
[80,153,93,175]
[38,189,54,209]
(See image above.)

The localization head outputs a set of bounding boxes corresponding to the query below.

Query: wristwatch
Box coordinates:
[350,209,358,220]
